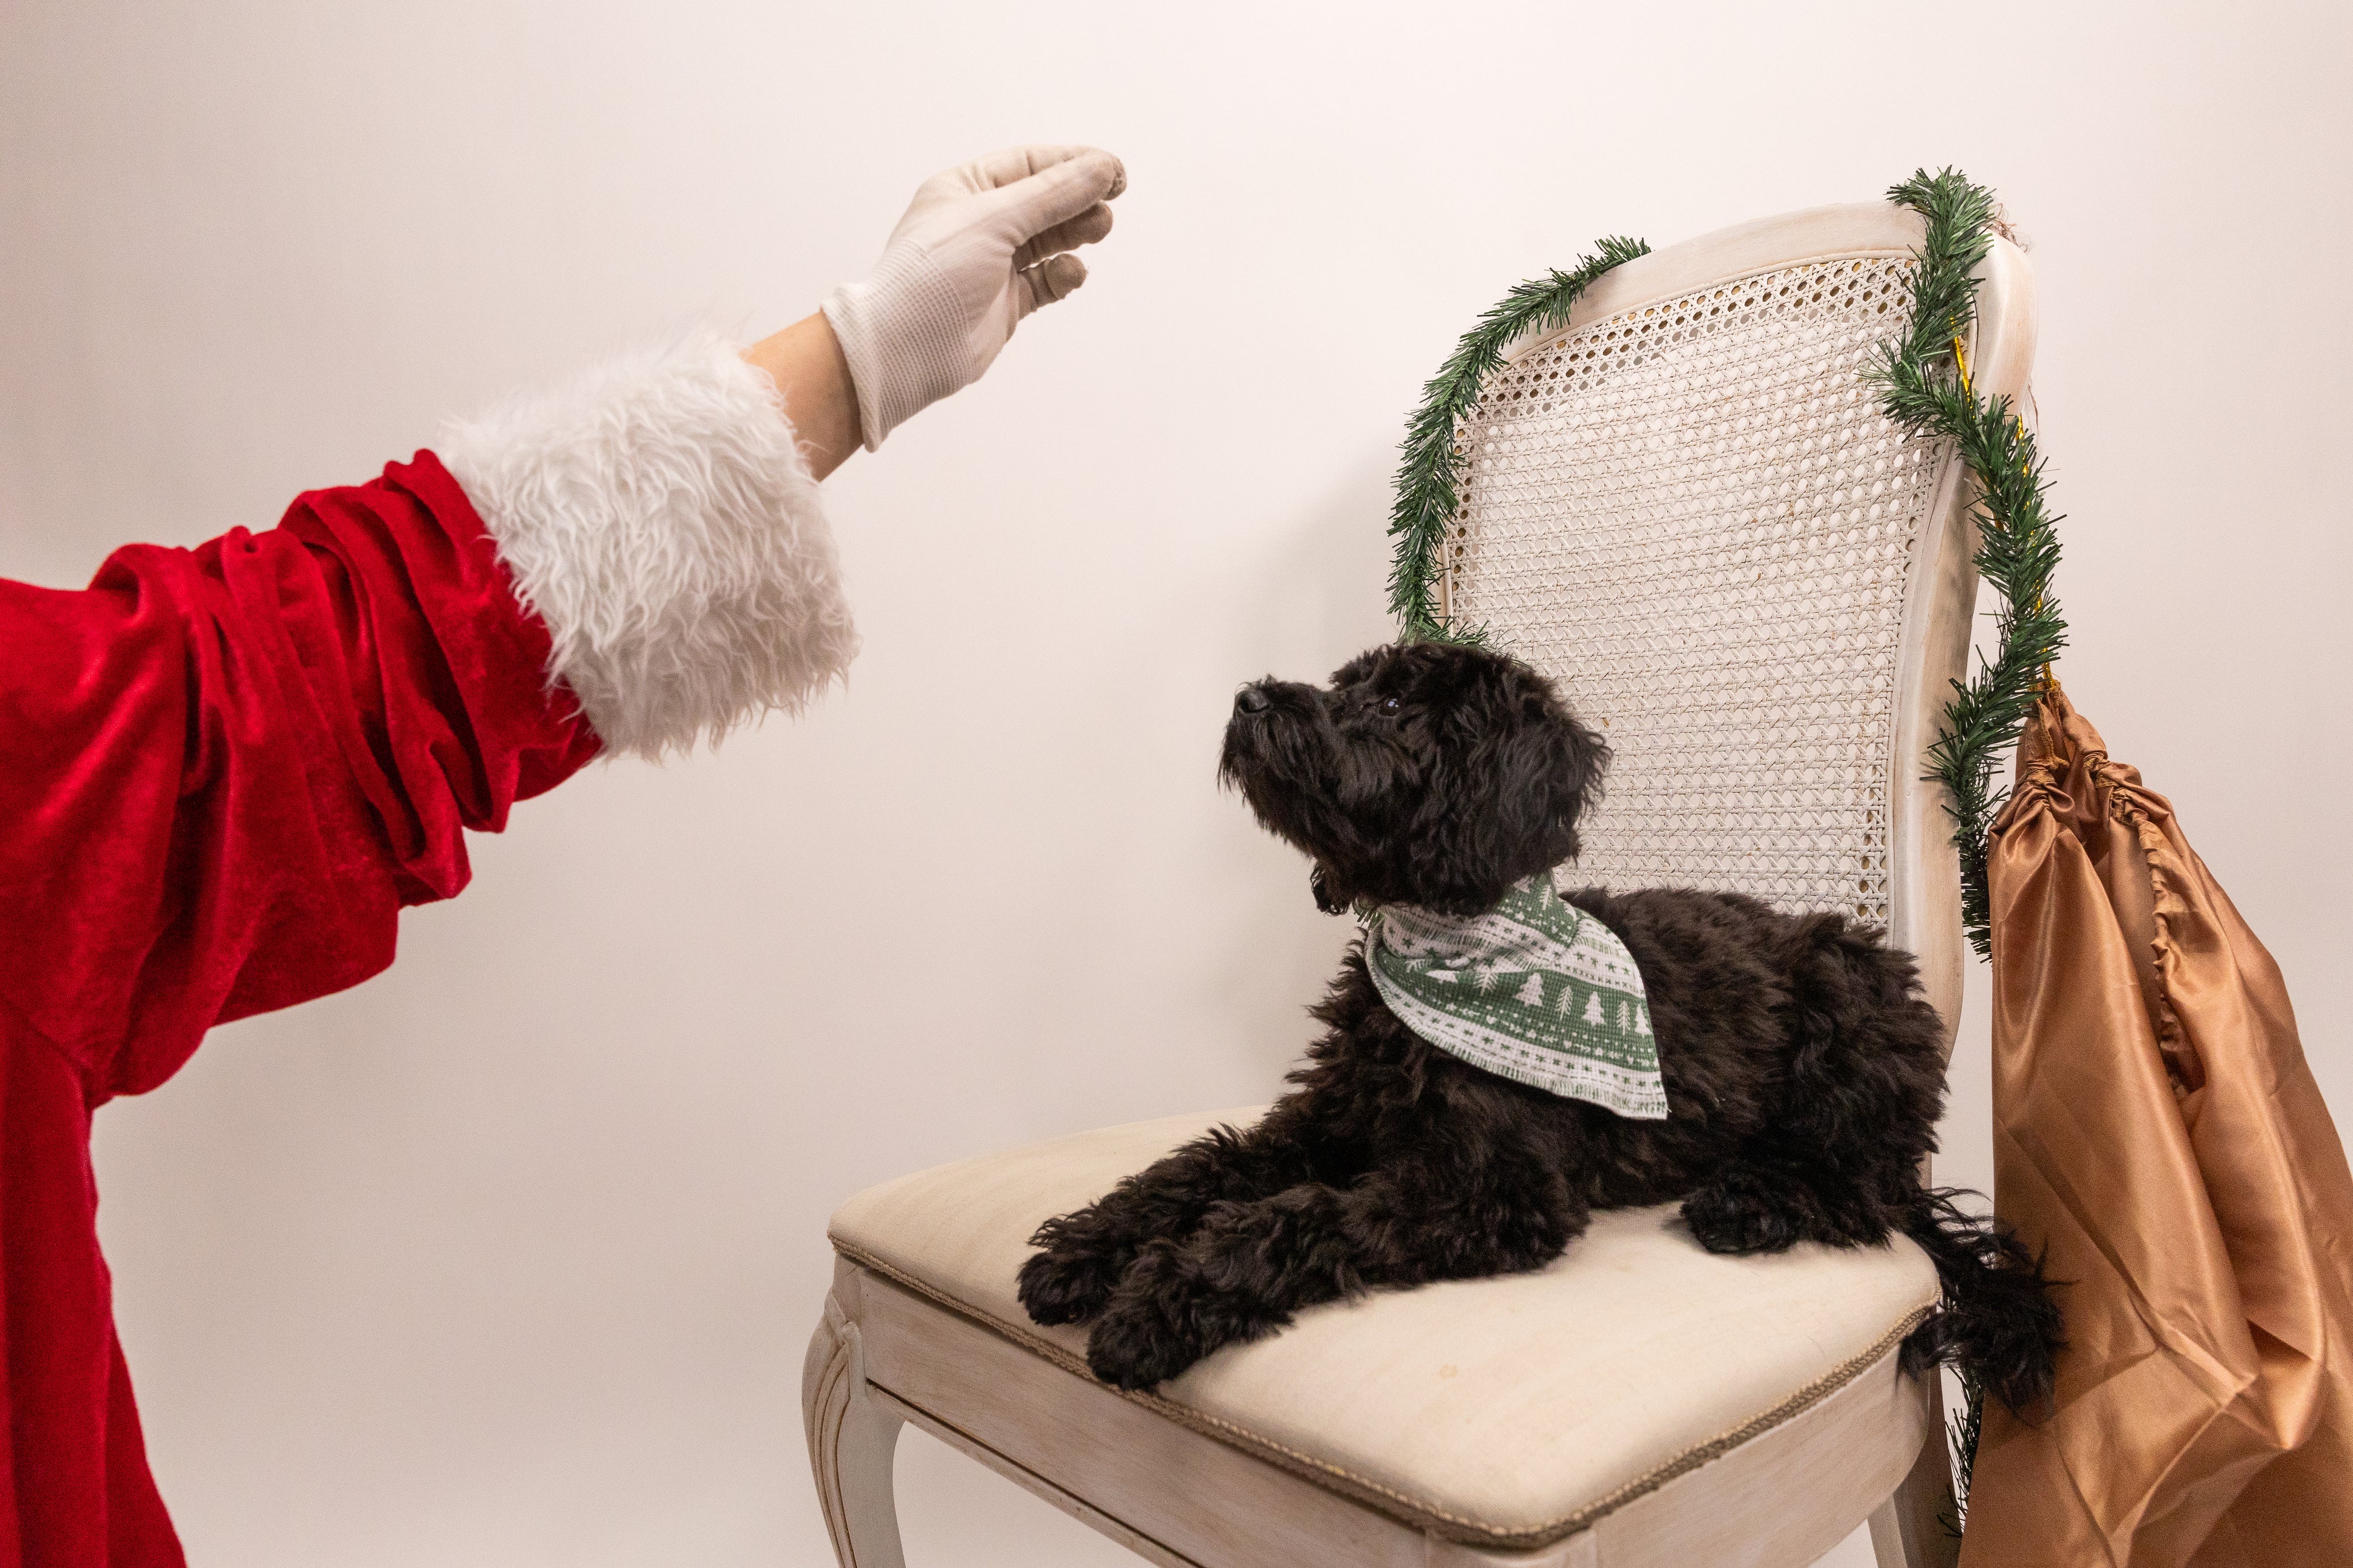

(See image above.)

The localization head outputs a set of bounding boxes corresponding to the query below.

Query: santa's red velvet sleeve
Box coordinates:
[0,330,856,1567]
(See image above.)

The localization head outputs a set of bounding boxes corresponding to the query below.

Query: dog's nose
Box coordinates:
[1234,683,1272,715]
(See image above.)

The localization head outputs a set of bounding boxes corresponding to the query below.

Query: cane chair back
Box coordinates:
[1446,204,2035,1034]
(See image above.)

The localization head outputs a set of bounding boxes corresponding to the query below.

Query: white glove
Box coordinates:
[822,145,1127,450]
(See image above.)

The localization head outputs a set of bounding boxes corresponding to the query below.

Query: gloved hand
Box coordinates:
[821,146,1127,450]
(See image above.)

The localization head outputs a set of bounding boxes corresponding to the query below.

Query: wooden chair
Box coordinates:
[803,200,2036,1568]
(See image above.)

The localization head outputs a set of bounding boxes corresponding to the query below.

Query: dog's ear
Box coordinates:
[1405,676,1612,916]
[1539,711,1610,862]
[1490,703,1611,870]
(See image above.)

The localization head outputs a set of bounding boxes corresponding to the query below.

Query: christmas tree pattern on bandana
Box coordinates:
[1365,874,1667,1119]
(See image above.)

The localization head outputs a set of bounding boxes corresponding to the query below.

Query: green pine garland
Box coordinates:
[1944,1364,1986,1536]
[1384,170,2063,958]
[1870,169,2067,958]
[1876,174,2068,1511]
[1386,237,1651,641]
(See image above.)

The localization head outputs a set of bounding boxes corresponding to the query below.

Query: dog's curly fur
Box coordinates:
[1018,640,2061,1414]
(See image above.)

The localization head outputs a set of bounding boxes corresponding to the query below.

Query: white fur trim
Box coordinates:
[441,329,858,757]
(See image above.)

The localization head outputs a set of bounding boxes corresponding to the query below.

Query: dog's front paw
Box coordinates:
[1084,1246,1222,1390]
[1016,1245,1128,1327]
[1680,1175,1801,1256]
[1085,1301,1203,1391]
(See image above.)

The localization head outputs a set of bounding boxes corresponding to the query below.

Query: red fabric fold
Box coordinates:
[0,453,599,1565]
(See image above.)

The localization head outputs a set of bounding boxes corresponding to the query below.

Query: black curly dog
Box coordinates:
[1018,639,2060,1414]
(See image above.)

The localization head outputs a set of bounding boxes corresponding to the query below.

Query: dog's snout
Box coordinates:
[1234,683,1272,715]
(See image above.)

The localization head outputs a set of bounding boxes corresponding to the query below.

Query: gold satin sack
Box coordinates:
[1958,688,2353,1566]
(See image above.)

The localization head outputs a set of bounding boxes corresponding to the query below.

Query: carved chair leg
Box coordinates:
[1866,1370,1960,1568]
[803,1264,907,1568]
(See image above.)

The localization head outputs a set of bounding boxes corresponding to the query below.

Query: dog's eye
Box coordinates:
[1379,695,1402,716]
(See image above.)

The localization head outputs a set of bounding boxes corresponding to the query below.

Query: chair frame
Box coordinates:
[803,202,2038,1568]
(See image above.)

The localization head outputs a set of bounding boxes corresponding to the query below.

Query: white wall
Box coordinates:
[3,3,2347,1565]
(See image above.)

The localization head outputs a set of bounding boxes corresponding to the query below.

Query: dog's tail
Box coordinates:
[1898,1187,2064,1417]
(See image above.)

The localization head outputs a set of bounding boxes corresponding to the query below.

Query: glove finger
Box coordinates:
[1012,201,1115,271]
[988,143,1125,201]
[957,143,1101,191]
[1015,253,1090,319]
[978,150,1127,243]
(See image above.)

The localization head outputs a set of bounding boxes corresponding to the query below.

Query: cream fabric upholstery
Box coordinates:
[829,1108,1940,1543]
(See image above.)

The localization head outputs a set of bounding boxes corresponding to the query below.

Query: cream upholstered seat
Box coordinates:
[804,201,2037,1568]
[827,1110,1940,1554]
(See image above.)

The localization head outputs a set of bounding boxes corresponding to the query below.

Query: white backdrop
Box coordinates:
[4,3,2348,1565]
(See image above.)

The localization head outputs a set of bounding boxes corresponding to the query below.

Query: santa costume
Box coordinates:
[0,333,852,1563]
[1,135,1125,1560]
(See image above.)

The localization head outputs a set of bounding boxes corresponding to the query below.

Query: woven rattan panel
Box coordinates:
[1446,256,1945,923]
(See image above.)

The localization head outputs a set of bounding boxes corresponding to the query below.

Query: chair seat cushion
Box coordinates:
[828,1108,1939,1543]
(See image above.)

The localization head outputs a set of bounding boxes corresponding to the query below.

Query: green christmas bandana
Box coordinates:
[1365,876,1668,1119]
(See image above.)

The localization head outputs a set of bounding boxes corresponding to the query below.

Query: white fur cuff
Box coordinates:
[442,329,859,757]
